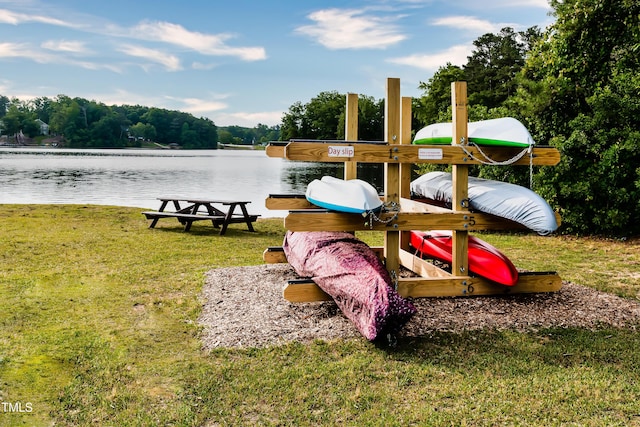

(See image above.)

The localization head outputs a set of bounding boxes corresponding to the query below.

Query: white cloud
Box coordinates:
[295,8,406,49]
[212,110,284,127]
[0,8,78,27]
[0,6,267,64]
[431,16,499,33]
[192,62,218,71]
[118,44,182,72]
[0,41,122,72]
[178,97,228,114]
[41,40,89,54]
[387,44,471,70]
[0,42,31,58]
[131,21,267,61]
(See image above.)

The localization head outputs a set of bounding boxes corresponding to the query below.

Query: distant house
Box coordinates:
[35,119,49,135]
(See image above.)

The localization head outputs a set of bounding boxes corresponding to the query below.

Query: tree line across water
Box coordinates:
[0,0,637,236]
[0,95,281,149]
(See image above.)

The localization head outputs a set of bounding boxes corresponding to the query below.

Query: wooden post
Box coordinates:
[384,78,401,274]
[344,93,358,180]
[400,96,412,252]
[451,81,469,278]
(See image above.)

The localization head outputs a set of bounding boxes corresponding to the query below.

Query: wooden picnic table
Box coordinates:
[142,196,259,235]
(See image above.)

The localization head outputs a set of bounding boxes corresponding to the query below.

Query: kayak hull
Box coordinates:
[306,176,383,214]
[410,230,519,286]
[413,117,535,147]
[284,231,416,340]
[411,172,558,235]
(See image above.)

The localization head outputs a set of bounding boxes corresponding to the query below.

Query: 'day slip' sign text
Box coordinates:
[327,145,355,158]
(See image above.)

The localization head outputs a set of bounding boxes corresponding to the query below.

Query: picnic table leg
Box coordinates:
[239,203,256,232]
[219,204,238,235]
[149,200,169,228]
[183,203,201,232]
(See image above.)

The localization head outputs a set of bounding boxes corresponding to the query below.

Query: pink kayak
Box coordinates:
[409,230,519,286]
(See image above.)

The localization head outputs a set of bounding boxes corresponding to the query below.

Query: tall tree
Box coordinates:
[464,27,537,109]
[518,0,640,235]
[415,63,465,126]
[304,91,345,140]
[0,95,10,118]
[280,101,306,141]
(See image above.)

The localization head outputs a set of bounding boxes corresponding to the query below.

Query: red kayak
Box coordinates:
[409,230,519,286]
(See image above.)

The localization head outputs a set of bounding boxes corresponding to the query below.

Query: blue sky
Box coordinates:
[0,0,553,127]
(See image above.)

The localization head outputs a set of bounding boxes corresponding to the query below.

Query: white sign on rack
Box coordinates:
[327,145,355,158]
[418,148,443,160]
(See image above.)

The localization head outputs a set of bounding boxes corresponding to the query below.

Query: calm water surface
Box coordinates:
[0,148,383,217]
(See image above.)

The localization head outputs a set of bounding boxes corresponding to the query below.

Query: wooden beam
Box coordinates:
[284,210,536,232]
[400,96,413,252]
[263,246,287,263]
[265,194,314,210]
[283,280,332,302]
[399,248,451,278]
[265,143,286,158]
[281,272,562,302]
[451,81,470,279]
[344,93,359,180]
[384,78,401,274]
[397,272,562,298]
[280,142,560,165]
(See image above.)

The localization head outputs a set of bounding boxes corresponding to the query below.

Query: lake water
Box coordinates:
[0,147,384,217]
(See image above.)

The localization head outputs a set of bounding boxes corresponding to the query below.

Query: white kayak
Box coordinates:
[413,117,535,147]
[411,172,558,235]
[305,176,383,214]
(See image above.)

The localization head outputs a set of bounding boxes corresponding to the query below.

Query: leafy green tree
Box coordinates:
[1,106,24,138]
[280,101,306,141]
[2,105,39,139]
[179,122,198,148]
[141,108,173,144]
[349,95,384,141]
[305,91,345,140]
[282,93,384,142]
[89,112,125,148]
[129,122,156,141]
[415,63,465,126]
[517,0,640,235]
[0,95,10,118]
[465,27,539,109]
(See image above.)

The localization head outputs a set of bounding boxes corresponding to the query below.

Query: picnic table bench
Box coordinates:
[142,196,259,235]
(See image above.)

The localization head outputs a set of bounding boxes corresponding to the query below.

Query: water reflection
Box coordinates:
[281,161,385,193]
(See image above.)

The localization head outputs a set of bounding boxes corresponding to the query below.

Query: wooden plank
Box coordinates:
[397,272,563,298]
[284,210,532,232]
[384,77,401,274]
[263,246,287,263]
[281,272,562,302]
[400,96,413,252]
[265,143,286,158]
[283,280,332,302]
[344,93,358,180]
[282,142,560,165]
[399,248,451,278]
[399,197,452,213]
[142,211,225,221]
[265,194,314,210]
[451,81,470,279]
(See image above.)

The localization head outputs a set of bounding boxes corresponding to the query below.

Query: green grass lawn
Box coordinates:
[1,205,639,426]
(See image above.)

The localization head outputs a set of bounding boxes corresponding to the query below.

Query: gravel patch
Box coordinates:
[199,264,640,349]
